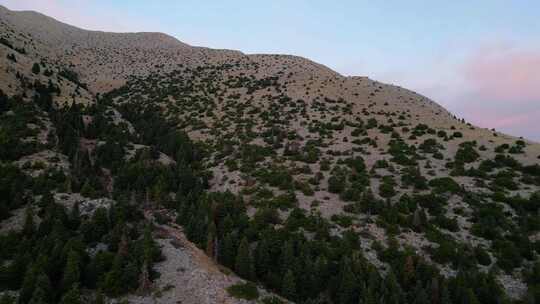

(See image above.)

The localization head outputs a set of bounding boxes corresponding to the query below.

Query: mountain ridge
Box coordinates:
[1,5,540,304]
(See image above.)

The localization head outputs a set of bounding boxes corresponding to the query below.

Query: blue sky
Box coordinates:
[2,1,540,141]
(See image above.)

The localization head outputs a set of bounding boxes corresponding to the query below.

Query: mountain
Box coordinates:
[1,5,540,304]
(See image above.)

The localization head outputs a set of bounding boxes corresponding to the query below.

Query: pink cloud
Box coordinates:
[462,44,540,103]
[391,42,540,141]
[0,0,150,32]
[473,110,539,129]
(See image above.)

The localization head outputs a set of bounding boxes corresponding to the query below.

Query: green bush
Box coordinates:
[226,282,259,300]
[455,142,479,163]
[260,296,285,304]
[379,176,396,198]
[31,62,41,74]
[474,246,492,266]
[452,131,463,138]
[429,177,461,194]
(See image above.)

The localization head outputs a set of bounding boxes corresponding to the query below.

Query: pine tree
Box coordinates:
[39,191,55,208]
[62,250,80,292]
[402,255,415,286]
[138,261,152,295]
[384,271,401,304]
[29,273,52,304]
[440,281,451,304]
[91,207,109,241]
[338,257,357,304]
[412,208,424,231]
[69,202,81,229]
[314,255,328,289]
[93,291,105,304]
[235,237,254,280]
[121,261,139,291]
[464,288,480,304]
[281,269,296,300]
[31,63,41,74]
[142,224,156,263]
[23,206,36,237]
[255,239,271,278]
[221,233,236,268]
[206,221,217,259]
[19,265,39,304]
[413,281,429,304]
[430,277,440,304]
[117,228,130,257]
[0,294,15,304]
[60,284,80,304]
[81,180,95,198]
[103,254,123,296]
[28,286,47,304]
[361,286,377,304]
[279,240,295,275]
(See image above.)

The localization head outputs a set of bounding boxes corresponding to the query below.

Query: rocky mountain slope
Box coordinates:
[1,5,540,304]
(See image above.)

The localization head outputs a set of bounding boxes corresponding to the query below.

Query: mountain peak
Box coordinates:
[1,5,539,304]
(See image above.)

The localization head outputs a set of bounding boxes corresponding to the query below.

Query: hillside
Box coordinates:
[1,5,540,304]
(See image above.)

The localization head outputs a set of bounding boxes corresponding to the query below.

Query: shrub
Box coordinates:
[452,131,463,138]
[455,142,479,163]
[492,170,518,191]
[474,246,492,266]
[419,138,441,153]
[261,296,285,304]
[32,62,41,74]
[379,176,396,198]
[331,214,353,227]
[6,53,16,62]
[328,167,347,194]
[400,166,428,190]
[433,215,459,232]
[414,193,446,216]
[429,177,461,194]
[226,282,259,300]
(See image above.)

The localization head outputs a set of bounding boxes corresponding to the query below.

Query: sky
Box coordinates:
[1,1,539,141]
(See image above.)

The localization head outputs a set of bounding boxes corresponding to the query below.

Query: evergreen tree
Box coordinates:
[235,237,254,280]
[39,191,55,208]
[402,255,415,286]
[0,295,15,304]
[60,284,81,304]
[338,257,357,304]
[103,254,123,296]
[69,202,81,229]
[361,285,377,304]
[279,240,295,275]
[29,273,52,304]
[62,250,81,292]
[281,269,296,300]
[413,282,429,304]
[384,271,401,304]
[121,261,139,291]
[31,63,41,74]
[464,288,480,304]
[430,277,440,304]
[313,255,328,291]
[142,224,157,263]
[81,180,95,198]
[440,282,451,304]
[255,239,271,278]
[19,265,39,304]
[28,286,47,304]
[23,206,36,237]
[93,291,105,304]
[206,221,217,259]
[220,233,236,268]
